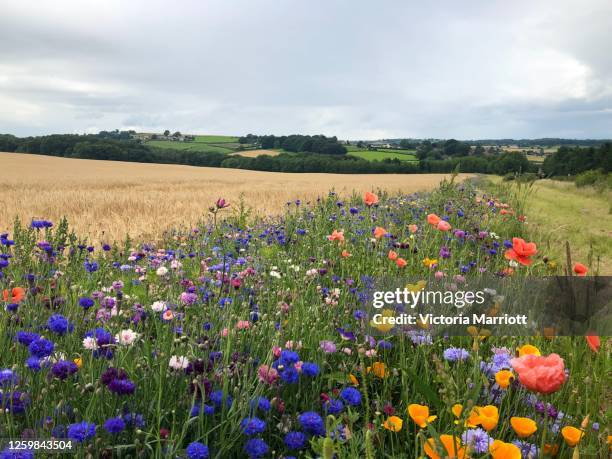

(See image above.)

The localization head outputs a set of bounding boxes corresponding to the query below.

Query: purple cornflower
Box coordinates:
[443,347,470,362]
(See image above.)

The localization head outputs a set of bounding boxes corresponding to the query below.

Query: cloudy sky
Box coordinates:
[1,0,611,139]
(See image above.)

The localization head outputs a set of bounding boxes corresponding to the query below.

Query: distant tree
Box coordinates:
[172,131,181,137]
[164,130,170,137]
[473,145,485,156]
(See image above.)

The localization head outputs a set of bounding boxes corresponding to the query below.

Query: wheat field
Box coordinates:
[0,152,472,242]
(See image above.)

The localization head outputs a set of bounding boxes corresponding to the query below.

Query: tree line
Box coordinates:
[238,134,347,155]
[0,132,547,175]
[542,143,611,176]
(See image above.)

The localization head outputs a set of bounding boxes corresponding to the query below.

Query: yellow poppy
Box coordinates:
[370,309,395,333]
[495,370,514,389]
[517,344,540,357]
[382,416,403,432]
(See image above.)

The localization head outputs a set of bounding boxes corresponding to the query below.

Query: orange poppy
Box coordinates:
[341,249,352,258]
[3,287,26,303]
[424,434,468,459]
[374,227,387,239]
[504,237,537,266]
[489,440,521,459]
[388,250,398,261]
[364,191,379,207]
[367,361,387,378]
[382,416,403,432]
[510,417,537,438]
[327,230,345,242]
[573,262,588,276]
[561,426,584,447]
[408,224,418,233]
[476,405,499,431]
[585,334,600,352]
[396,258,407,268]
[451,404,463,418]
[543,443,559,456]
[408,404,437,428]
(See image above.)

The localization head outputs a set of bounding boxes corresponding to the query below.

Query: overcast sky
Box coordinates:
[1,0,611,139]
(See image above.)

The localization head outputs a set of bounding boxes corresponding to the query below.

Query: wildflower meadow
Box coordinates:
[0,178,608,458]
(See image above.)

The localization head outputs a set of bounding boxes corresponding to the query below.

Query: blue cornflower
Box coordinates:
[79,297,95,309]
[26,357,43,371]
[512,440,539,458]
[244,438,268,458]
[443,347,470,362]
[107,378,136,395]
[280,367,299,384]
[0,448,34,459]
[84,261,99,273]
[250,397,270,413]
[279,350,300,366]
[186,442,209,459]
[301,362,320,377]
[339,387,362,406]
[240,417,266,436]
[298,411,325,436]
[461,428,492,454]
[284,431,307,450]
[324,398,344,415]
[47,314,72,335]
[209,390,233,408]
[67,421,96,443]
[103,417,125,434]
[0,369,19,387]
[51,360,78,380]
[31,220,53,229]
[28,338,54,358]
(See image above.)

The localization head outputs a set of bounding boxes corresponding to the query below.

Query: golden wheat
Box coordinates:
[0,152,472,242]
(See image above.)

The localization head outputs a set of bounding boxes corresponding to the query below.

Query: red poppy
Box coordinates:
[3,287,26,303]
[504,238,537,266]
[585,334,600,353]
[573,263,588,276]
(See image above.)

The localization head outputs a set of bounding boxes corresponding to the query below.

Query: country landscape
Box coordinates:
[1,1,611,458]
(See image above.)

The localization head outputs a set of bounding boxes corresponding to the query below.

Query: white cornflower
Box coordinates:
[151,301,166,312]
[115,329,140,346]
[82,336,98,350]
[156,266,169,276]
[169,355,189,370]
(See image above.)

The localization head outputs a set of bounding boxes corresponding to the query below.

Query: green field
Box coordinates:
[146,135,241,154]
[348,149,418,162]
[485,177,612,274]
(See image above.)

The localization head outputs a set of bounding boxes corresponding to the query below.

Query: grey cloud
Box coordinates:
[0,0,610,139]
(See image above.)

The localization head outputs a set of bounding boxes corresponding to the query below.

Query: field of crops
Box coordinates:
[0,153,467,242]
[0,171,607,458]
